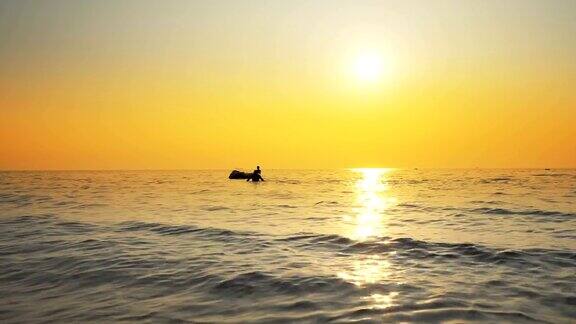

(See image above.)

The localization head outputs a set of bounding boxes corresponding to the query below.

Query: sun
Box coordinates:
[352,52,386,82]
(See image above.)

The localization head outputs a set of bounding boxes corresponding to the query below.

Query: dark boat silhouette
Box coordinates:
[228,170,253,179]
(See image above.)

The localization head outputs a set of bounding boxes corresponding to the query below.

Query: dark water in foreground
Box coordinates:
[0,169,575,323]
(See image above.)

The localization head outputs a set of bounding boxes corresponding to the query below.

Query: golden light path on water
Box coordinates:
[349,168,396,241]
[338,168,399,309]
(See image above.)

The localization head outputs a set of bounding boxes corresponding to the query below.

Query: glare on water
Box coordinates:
[347,168,397,240]
[338,168,399,308]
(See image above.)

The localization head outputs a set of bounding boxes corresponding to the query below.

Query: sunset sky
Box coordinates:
[1,0,575,169]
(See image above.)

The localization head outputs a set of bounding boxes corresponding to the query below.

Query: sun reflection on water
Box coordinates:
[338,168,399,309]
[364,291,399,309]
[347,168,396,241]
[337,254,391,286]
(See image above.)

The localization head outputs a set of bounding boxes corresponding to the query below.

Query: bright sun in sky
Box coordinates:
[353,52,386,82]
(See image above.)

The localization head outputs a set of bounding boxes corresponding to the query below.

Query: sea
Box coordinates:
[0,169,575,323]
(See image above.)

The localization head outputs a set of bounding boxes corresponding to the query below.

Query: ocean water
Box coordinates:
[0,169,575,323]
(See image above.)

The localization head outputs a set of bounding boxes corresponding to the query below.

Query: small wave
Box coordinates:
[0,214,56,225]
[334,308,543,323]
[469,200,504,205]
[274,180,302,184]
[471,207,575,218]
[0,193,43,207]
[479,177,513,184]
[70,203,108,209]
[314,201,339,206]
[118,221,211,236]
[213,271,356,296]
[201,205,230,211]
[3,216,575,270]
[394,203,438,213]
[110,220,574,269]
[532,173,571,177]
[276,232,576,268]
[115,221,267,249]
[276,204,298,209]
[397,203,421,208]
[190,189,211,194]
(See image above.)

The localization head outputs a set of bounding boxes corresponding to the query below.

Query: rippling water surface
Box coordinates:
[0,169,575,323]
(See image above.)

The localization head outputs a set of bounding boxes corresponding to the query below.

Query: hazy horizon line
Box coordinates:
[1,167,574,172]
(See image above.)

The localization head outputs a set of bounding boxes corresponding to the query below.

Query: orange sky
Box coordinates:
[1,0,575,169]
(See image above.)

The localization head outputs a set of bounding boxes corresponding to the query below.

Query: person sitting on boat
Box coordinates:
[247,166,264,182]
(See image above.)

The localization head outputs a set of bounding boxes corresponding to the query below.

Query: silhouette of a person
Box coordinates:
[247,165,264,182]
